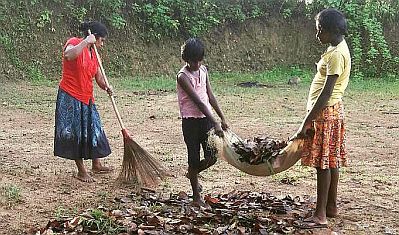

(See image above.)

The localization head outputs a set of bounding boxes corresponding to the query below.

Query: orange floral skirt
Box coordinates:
[301,102,348,169]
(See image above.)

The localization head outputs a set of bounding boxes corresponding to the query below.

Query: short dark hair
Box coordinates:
[79,21,108,38]
[181,38,205,62]
[316,8,348,36]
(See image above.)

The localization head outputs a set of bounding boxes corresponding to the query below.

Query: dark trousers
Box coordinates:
[182,117,216,169]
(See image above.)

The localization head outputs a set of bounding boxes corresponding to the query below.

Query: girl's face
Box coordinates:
[186,60,202,71]
[316,20,329,44]
[95,37,106,48]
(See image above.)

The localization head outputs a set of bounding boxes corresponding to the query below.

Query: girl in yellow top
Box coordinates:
[292,8,351,229]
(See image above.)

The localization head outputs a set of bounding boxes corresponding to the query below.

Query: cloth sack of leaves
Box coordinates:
[209,130,304,176]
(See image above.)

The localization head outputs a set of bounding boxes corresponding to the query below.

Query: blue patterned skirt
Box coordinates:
[54,88,111,160]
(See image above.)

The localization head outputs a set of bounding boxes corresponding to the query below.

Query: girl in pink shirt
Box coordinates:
[177,38,228,207]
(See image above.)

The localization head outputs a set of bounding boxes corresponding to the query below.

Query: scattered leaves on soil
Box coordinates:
[29,190,328,235]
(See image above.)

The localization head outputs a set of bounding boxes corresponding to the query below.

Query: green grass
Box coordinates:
[0,184,22,206]
[117,75,176,92]
[114,67,399,96]
[54,206,78,220]
[212,66,313,85]
[1,67,398,115]
[81,209,125,235]
[349,77,399,95]
[115,66,314,94]
[16,66,399,96]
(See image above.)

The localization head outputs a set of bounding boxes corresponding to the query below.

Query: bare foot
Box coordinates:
[76,172,96,183]
[191,199,211,210]
[304,216,327,225]
[92,165,114,174]
[293,216,328,229]
[326,207,338,218]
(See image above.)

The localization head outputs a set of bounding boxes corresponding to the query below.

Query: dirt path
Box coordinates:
[0,82,398,234]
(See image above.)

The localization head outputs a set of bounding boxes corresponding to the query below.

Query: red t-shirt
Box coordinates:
[60,37,99,105]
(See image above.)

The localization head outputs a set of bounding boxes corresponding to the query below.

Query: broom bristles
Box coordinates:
[117,132,169,187]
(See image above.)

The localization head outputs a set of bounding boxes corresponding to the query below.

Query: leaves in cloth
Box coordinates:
[232,136,287,165]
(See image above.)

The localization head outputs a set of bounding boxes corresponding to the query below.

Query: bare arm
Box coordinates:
[305,75,337,122]
[206,75,228,129]
[94,67,106,89]
[64,34,96,61]
[177,73,217,123]
[293,74,338,139]
[94,62,113,96]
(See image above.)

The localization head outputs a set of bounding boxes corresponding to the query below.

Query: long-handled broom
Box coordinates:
[89,31,169,187]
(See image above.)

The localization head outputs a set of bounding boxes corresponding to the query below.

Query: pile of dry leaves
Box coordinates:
[233,136,288,165]
[29,190,321,235]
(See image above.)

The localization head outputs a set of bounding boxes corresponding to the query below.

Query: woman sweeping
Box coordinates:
[54,21,113,183]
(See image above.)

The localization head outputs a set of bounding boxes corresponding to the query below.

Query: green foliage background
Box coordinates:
[0,0,398,80]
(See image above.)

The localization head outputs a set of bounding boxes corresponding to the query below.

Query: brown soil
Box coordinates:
[0,81,398,235]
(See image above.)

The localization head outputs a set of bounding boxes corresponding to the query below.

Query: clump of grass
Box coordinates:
[149,203,167,213]
[54,206,78,220]
[0,183,22,206]
[81,209,125,235]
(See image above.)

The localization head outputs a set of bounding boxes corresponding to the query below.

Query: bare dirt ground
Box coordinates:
[0,80,398,234]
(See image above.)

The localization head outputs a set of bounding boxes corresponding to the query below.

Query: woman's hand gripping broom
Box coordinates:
[89,30,169,187]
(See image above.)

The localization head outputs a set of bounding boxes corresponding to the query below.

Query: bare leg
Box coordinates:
[198,156,217,173]
[92,158,113,174]
[194,155,216,192]
[305,168,329,225]
[185,168,204,192]
[326,168,339,217]
[75,159,95,183]
[188,166,207,207]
